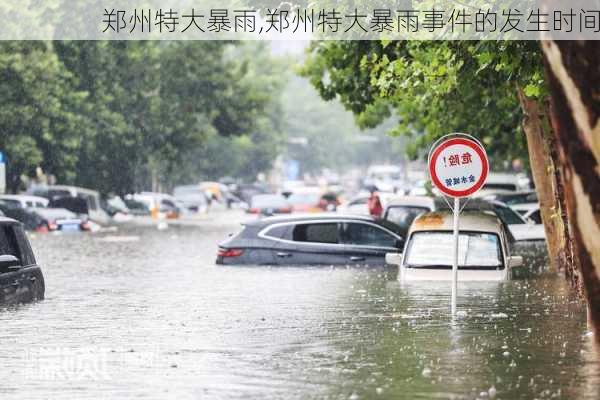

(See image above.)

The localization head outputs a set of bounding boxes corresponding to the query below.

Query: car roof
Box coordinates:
[409,211,504,234]
[45,185,100,196]
[385,196,436,209]
[0,216,22,225]
[384,196,503,212]
[0,194,48,202]
[244,213,378,227]
[485,173,520,184]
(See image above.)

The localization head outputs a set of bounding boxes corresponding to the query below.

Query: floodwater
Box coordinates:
[0,210,598,400]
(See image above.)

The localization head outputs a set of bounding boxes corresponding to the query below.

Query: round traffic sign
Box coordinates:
[428,135,489,198]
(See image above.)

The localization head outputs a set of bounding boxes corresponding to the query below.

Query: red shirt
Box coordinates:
[367,193,383,218]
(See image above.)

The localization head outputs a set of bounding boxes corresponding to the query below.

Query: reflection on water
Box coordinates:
[0,211,597,399]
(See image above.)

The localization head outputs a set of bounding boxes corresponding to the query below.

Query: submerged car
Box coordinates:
[28,185,110,225]
[385,211,523,281]
[217,214,404,266]
[0,217,45,304]
[0,203,89,232]
[173,185,209,213]
[0,195,49,209]
[247,194,291,216]
[286,190,341,213]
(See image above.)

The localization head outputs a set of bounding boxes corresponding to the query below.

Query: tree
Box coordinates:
[0,41,85,191]
[542,40,600,339]
[302,40,579,283]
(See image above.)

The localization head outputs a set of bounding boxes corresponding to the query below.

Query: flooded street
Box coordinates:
[1,210,598,400]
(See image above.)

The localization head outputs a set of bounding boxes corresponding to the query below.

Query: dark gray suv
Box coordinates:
[0,217,45,304]
[217,214,404,266]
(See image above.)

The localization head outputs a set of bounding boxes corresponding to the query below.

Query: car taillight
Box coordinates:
[48,221,58,231]
[35,225,49,233]
[218,248,244,257]
[80,221,91,231]
[248,208,259,214]
[279,207,292,213]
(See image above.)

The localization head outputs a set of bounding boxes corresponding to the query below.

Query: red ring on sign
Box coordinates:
[429,138,489,198]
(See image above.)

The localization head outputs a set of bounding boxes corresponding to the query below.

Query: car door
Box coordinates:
[0,224,28,304]
[340,222,401,266]
[13,225,44,301]
[270,222,347,265]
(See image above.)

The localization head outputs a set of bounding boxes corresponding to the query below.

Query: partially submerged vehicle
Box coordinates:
[247,194,291,216]
[173,185,209,213]
[217,214,404,266]
[385,211,523,281]
[0,195,49,209]
[28,185,110,225]
[0,217,45,304]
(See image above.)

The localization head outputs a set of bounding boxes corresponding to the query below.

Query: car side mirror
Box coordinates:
[508,255,524,268]
[385,253,403,266]
[0,254,20,269]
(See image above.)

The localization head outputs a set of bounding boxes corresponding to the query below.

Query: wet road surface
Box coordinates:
[0,210,598,399]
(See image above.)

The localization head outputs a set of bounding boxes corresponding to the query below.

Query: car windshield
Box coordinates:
[251,195,288,208]
[405,231,502,269]
[385,206,430,231]
[492,204,526,225]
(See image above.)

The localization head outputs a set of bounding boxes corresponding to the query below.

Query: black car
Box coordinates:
[0,217,45,304]
[217,214,404,266]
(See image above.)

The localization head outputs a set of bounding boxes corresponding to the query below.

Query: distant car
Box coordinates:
[512,203,542,224]
[0,195,49,209]
[337,192,395,215]
[173,185,209,213]
[247,194,291,216]
[286,190,341,213]
[217,214,404,266]
[483,190,538,206]
[132,192,181,219]
[385,211,523,281]
[123,198,151,216]
[0,217,45,304]
[475,173,530,197]
[0,203,89,232]
[364,165,407,193]
[28,185,110,225]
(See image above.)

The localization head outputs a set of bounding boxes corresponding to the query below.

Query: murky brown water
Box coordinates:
[0,211,598,399]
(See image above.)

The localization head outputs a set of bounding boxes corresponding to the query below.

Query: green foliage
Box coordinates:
[0,41,284,193]
[302,40,546,168]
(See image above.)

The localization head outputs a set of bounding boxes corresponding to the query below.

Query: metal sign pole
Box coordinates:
[452,197,460,315]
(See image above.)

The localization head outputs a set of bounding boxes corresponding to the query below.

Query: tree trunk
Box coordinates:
[517,89,563,274]
[541,40,600,340]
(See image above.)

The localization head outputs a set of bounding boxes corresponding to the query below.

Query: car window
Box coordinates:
[493,204,526,225]
[349,198,367,206]
[263,224,292,240]
[529,210,542,224]
[340,222,397,248]
[385,206,430,232]
[0,199,21,208]
[0,225,22,262]
[292,223,338,244]
[161,199,176,208]
[14,226,35,266]
[405,232,502,269]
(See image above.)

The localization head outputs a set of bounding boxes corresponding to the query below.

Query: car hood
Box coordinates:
[400,267,508,281]
[508,224,546,241]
